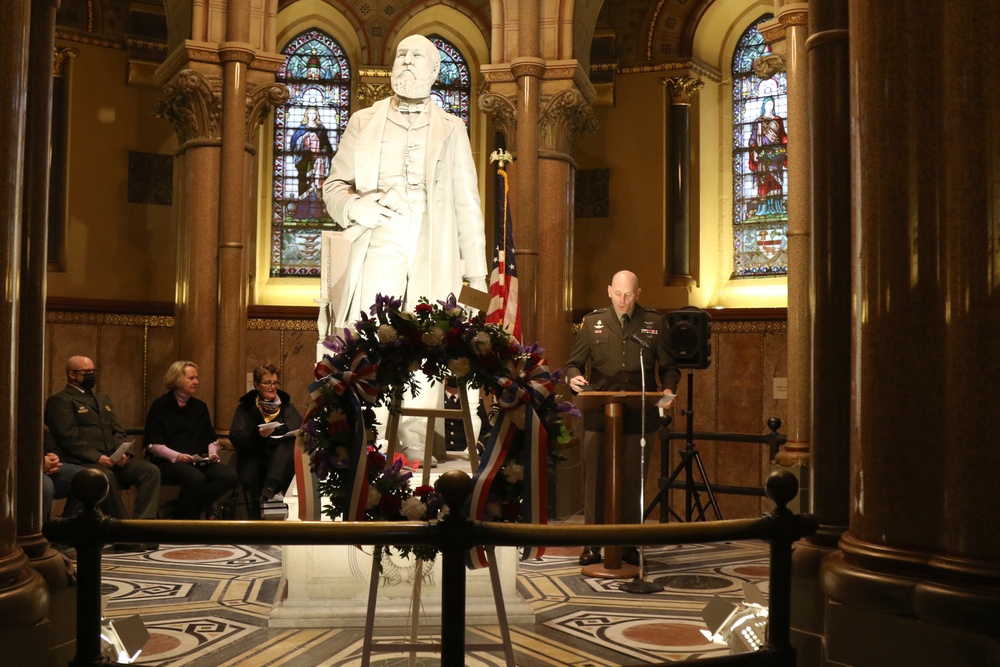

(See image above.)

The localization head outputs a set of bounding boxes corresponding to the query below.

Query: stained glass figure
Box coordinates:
[271,29,351,277]
[428,35,471,129]
[731,15,789,278]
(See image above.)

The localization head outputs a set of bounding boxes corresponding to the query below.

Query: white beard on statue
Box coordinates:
[391,71,435,100]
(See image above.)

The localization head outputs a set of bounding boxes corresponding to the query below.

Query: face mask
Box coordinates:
[79,374,96,390]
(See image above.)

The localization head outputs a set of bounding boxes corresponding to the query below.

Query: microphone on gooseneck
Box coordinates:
[630,334,651,350]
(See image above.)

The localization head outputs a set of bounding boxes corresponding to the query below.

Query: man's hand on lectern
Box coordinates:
[569,375,590,393]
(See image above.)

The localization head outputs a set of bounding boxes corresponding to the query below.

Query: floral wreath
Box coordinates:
[298,293,577,567]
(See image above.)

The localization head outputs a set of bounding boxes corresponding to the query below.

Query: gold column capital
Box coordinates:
[754,53,787,80]
[539,88,598,163]
[510,57,547,80]
[660,75,704,105]
[777,4,810,28]
[52,46,77,77]
[357,82,391,109]
[479,91,518,153]
[245,81,289,145]
[153,69,223,147]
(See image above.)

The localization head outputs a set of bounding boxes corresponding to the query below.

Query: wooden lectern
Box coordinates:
[574,391,663,579]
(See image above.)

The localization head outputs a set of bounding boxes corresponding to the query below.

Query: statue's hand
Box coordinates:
[349,192,399,228]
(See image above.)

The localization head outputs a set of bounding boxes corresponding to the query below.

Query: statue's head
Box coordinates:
[391,34,440,101]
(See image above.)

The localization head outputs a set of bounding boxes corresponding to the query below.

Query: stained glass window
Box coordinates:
[428,35,471,128]
[270,29,351,277]
[732,15,788,278]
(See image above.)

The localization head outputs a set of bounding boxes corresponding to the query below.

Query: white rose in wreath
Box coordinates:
[377,324,398,343]
[401,496,427,520]
[472,331,492,354]
[421,327,445,346]
[503,462,524,483]
[447,356,472,378]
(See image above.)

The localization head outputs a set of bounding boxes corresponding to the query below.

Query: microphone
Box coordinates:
[630,334,651,350]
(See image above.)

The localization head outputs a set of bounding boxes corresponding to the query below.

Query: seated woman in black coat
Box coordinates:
[145,361,238,519]
[229,363,302,518]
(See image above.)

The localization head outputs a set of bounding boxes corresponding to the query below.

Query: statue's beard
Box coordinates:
[392,69,435,100]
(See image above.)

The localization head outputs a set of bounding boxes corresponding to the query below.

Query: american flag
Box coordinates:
[485,152,522,341]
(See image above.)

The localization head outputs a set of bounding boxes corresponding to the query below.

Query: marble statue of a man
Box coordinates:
[322,33,488,462]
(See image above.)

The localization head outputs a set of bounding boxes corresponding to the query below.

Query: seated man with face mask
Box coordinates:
[45,355,161,529]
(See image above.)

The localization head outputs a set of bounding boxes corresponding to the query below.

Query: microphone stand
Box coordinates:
[621,335,663,594]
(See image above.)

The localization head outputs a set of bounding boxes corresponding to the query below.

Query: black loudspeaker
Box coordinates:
[667,307,712,369]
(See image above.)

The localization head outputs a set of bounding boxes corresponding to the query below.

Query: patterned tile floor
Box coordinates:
[87,537,771,666]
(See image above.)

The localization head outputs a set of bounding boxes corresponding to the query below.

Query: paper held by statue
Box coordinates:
[458,284,490,312]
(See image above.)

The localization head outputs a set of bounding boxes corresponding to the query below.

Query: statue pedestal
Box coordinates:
[268,459,536,628]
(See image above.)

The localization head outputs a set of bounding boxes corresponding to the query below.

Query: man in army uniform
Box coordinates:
[564,270,680,566]
[45,355,161,522]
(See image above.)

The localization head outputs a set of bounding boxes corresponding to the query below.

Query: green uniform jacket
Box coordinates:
[564,304,680,431]
[45,384,128,464]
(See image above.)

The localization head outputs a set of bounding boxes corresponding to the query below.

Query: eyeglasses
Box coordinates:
[70,369,97,375]
[258,381,281,388]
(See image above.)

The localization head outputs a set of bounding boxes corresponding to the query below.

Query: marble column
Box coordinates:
[18,0,65,589]
[154,70,223,410]
[216,0,253,421]
[821,1,1000,662]
[535,89,597,369]
[761,7,812,480]
[0,0,49,651]
[661,76,703,287]
[790,0,849,662]
[510,58,544,342]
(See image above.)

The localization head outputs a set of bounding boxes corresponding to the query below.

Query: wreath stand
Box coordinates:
[360,383,516,667]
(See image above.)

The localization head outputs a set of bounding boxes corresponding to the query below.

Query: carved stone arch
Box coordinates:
[380,4,491,66]
[281,0,372,64]
[571,0,606,69]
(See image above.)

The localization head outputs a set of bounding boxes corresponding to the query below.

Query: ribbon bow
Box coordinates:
[309,350,379,406]
[495,355,554,412]
[467,353,553,569]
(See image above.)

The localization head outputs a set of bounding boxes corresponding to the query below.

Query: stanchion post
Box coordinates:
[65,468,111,667]
[436,470,475,666]
[762,470,818,665]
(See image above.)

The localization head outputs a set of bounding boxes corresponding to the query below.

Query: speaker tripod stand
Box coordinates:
[644,370,722,523]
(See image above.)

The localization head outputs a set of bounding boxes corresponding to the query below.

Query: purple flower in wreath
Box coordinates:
[518,341,546,357]
[436,293,464,317]
[558,400,582,420]
[311,448,334,480]
[382,456,414,485]
[371,293,404,318]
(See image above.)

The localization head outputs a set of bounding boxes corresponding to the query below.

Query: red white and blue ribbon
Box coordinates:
[307,350,378,521]
[467,355,552,569]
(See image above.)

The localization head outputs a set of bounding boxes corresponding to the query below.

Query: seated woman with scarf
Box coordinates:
[229,363,302,518]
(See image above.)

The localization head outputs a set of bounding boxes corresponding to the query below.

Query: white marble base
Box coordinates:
[268,458,536,629]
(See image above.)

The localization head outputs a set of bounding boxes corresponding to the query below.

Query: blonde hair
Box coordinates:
[164,360,198,390]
